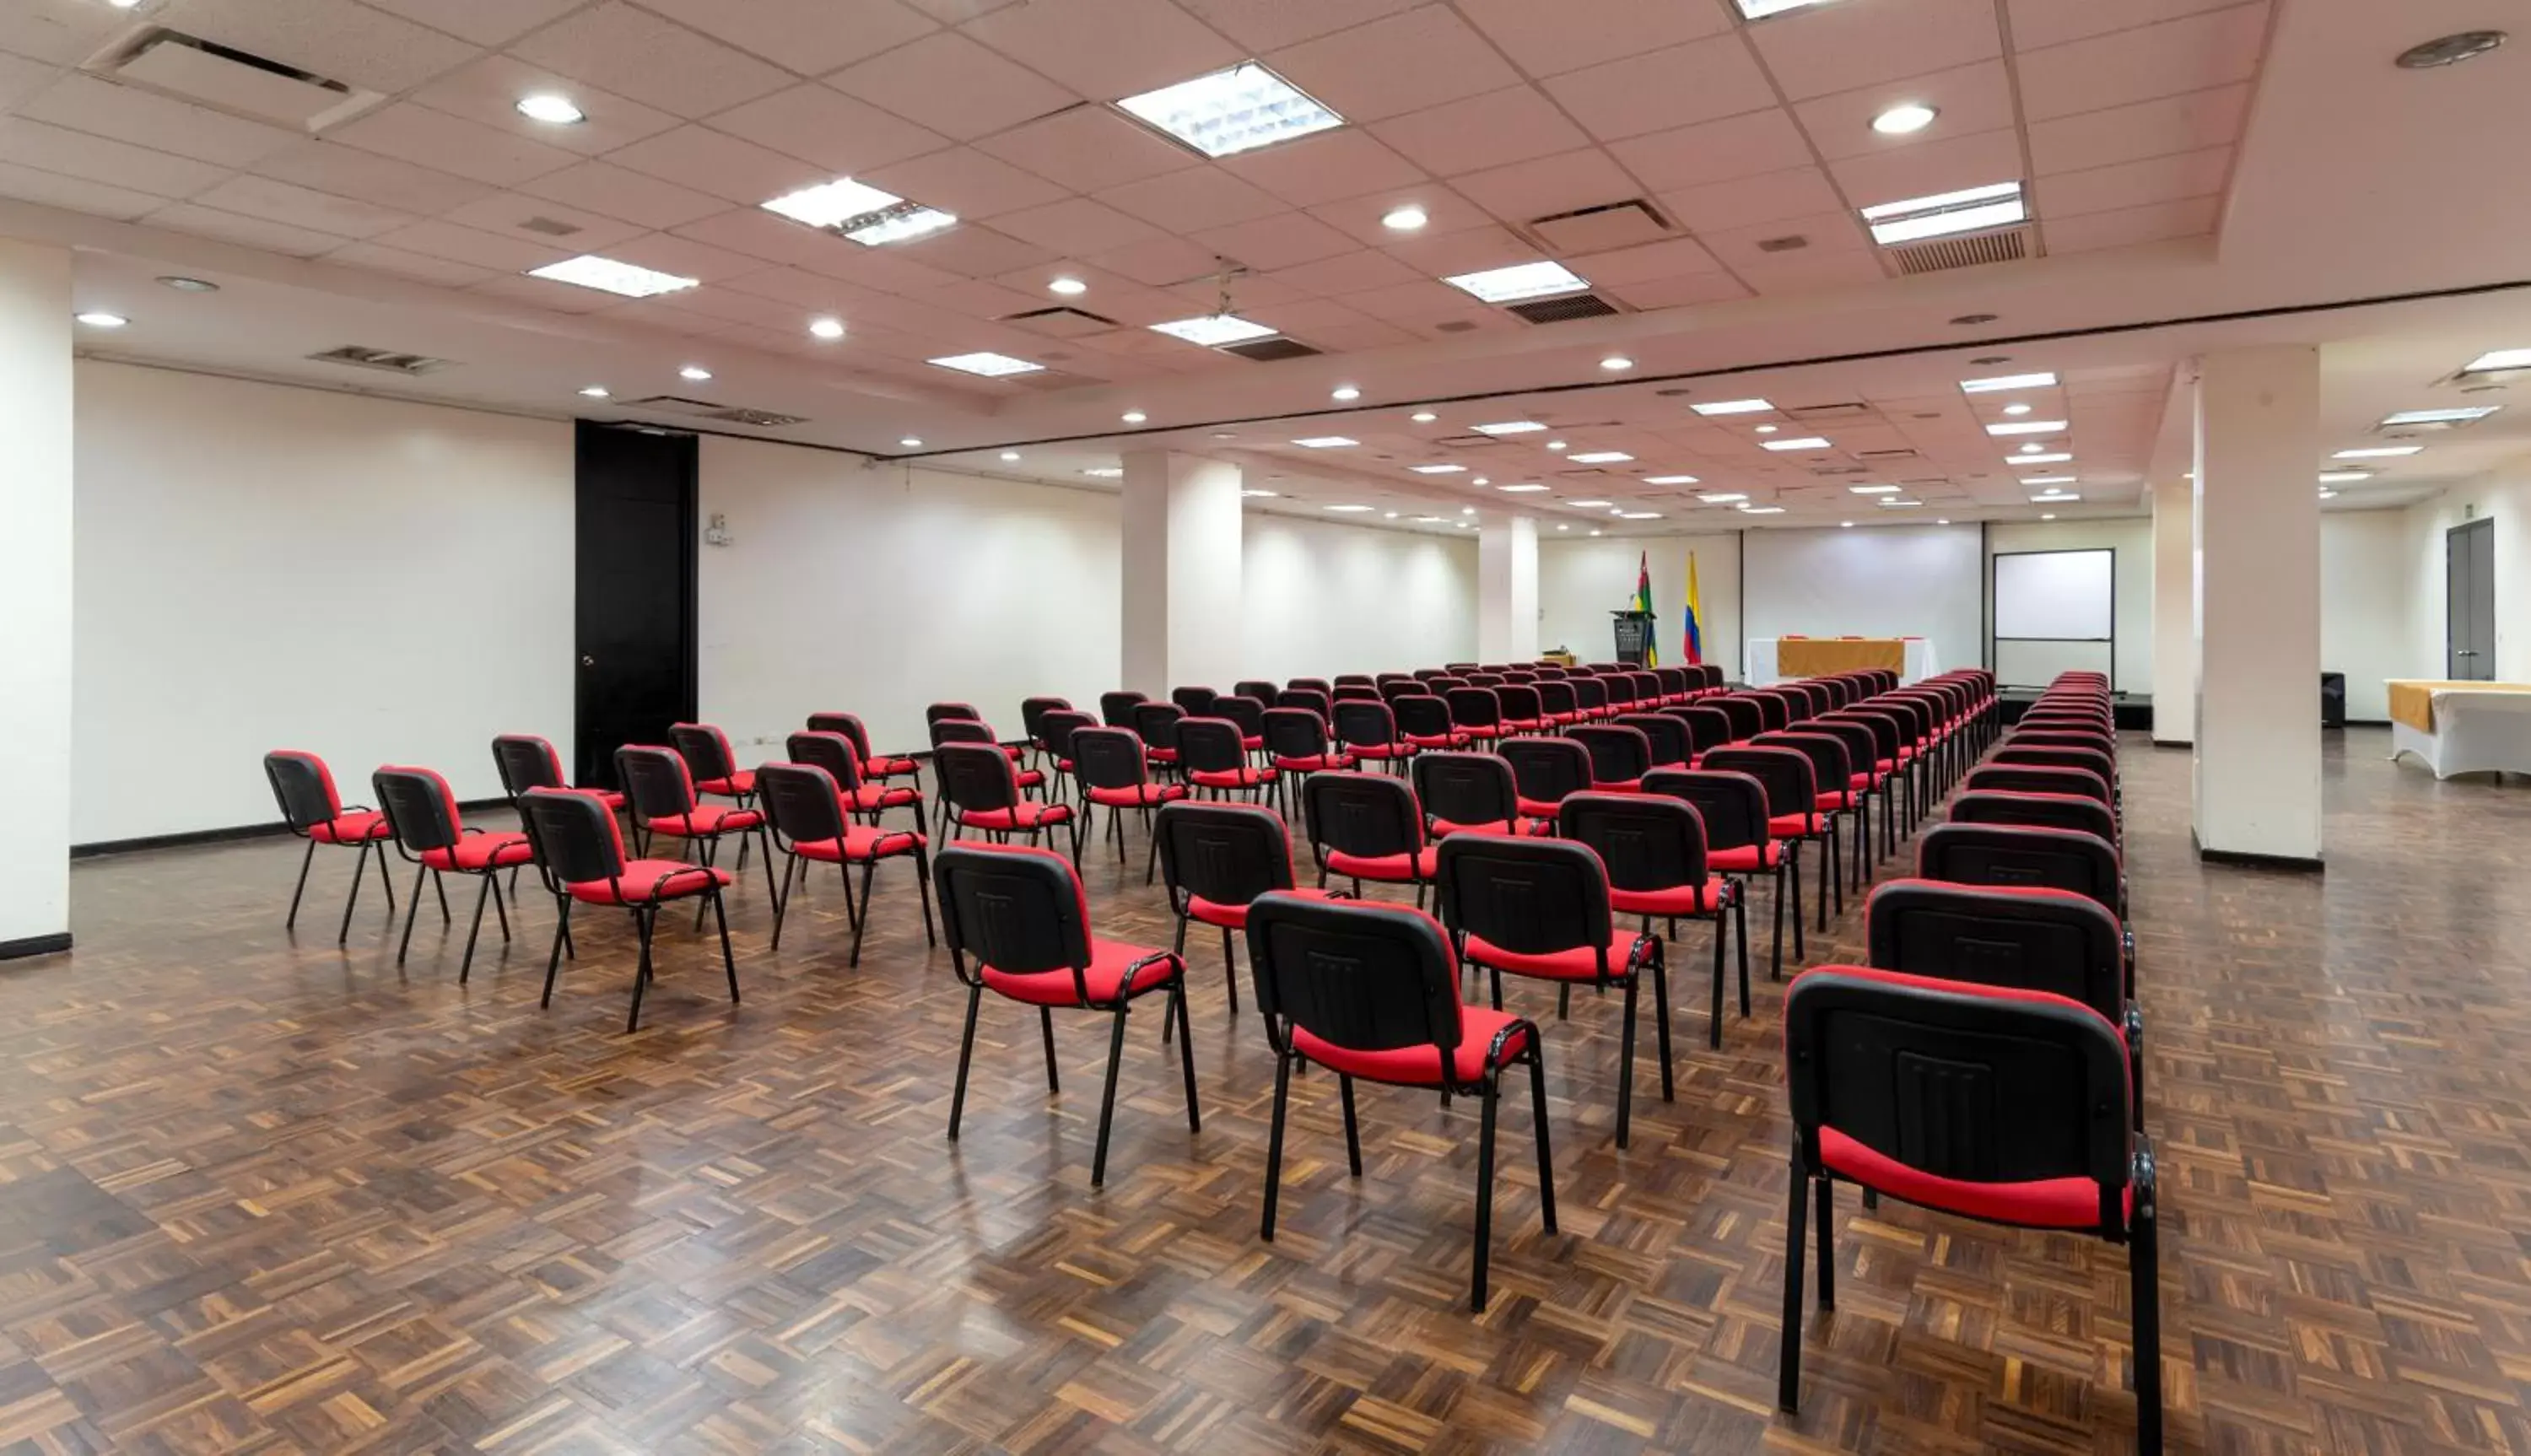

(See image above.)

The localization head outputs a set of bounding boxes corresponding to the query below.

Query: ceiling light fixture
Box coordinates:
[2382,406,2501,425]
[1292,436,1357,448]
[1323,504,1373,513]
[1860,181,2025,245]
[2334,445,2422,458]
[578,386,610,398]
[999,450,1021,462]
[1442,260,1590,304]
[1692,398,1773,415]
[2396,31,2506,68]
[2041,513,2057,520]
[1754,423,1779,434]
[929,352,1043,377]
[1557,523,1570,531]
[1498,483,1550,493]
[1331,386,1361,402]
[1411,411,1438,423]
[2021,475,2077,485]
[761,179,955,245]
[1879,499,1924,508]
[527,255,698,298]
[1697,493,1747,504]
[1568,450,1632,464]
[1840,521,1854,529]
[1244,488,1276,497]
[1643,475,1699,485]
[1589,529,1604,536]
[1762,437,1832,451]
[1150,313,1276,347]
[1618,511,1663,520]
[1545,440,1568,450]
[1122,410,1147,423]
[1938,518,1951,525]
[1871,102,1937,135]
[1473,420,1547,434]
[2463,347,2531,372]
[2003,402,2032,416]
[1115,62,1343,159]
[1736,0,1841,17]
[1472,477,1490,486]
[73,311,127,327]
[2014,451,2073,464]
[809,316,845,340]
[1570,499,1611,507]
[1384,511,1399,519]
[2318,489,2339,499]
[2318,471,2372,483]
[1962,370,2057,393]
[1461,507,1476,515]
[1083,468,1124,478]
[899,437,923,447]
[678,364,713,381]
[2019,442,2044,453]
[1740,505,1785,515]
[156,276,219,293]
[515,93,586,125]
[1848,484,1900,494]
[1600,355,1633,371]
[1986,419,2066,436]
[1047,277,1087,296]
[1383,204,1428,231]
[1411,464,1466,474]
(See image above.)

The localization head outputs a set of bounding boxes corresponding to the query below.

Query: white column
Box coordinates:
[2193,344,2323,862]
[1477,515,1539,662]
[1120,450,1242,697]
[0,237,73,954]
[2149,474,2195,745]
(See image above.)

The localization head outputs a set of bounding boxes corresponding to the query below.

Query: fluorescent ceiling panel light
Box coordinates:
[1861,181,2026,245]
[2021,475,2077,485]
[1082,468,1123,478]
[1243,488,1277,497]
[1568,450,1632,464]
[2032,493,2080,503]
[1740,505,1785,515]
[578,386,609,398]
[763,178,903,228]
[1569,499,1612,507]
[1761,437,1832,451]
[1736,0,1840,16]
[1643,475,1699,485]
[1472,420,1547,435]
[2382,407,2500,424]
[1848,484,1899,494]
[1692,398,1773,415]
[1497,483,1550,493]
[1413,515,1446,523]
[2013,451,2072,464]
[1115,62,1342,159]
[1410,464,1466,474]
[1879,499,1924,507]
[2333,445,2421,458]
[2318,471,2372,483]
[1985,419,2065,436]
[678,364,712,381]
[2463,348,2531,372]
[1323,504,1373,512]
[1961,371,2056,392]
[527,255,697,298]
[1443,260,1589,304]
[2318,489,2338,499]
[1150,313,1277,347]
[1292,436,1357,448]
[74,311,127,327]
[515,94,584,124]
[1697,493,1747,504]
[845,204,958,245]
[929,351,1043,376]
[1617,511,1663,520]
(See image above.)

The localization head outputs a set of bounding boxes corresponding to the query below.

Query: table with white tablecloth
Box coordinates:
[1746,637,1940,686]
[2387,679,2531,779]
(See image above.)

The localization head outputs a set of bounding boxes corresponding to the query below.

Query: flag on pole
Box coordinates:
[1683,551,1705,665]
[1635,551,1658,667]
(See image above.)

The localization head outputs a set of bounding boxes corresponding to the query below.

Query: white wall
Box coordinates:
[1745,524,1984,673]
[2317,508,2413,721]
[2406,461,2531,686]
[1242,514,1476,681]
[1984,518,2153,693]
[0,239,72,944]
[73,363,574,844]
[1540,534,1741,677]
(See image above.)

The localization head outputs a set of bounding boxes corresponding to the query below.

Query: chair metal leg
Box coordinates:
[1338,1074,1363,1176]
[1650,952,1675,1102]
[712,888,739,1004]
[1220,926,1239,1017]
[1615,975,1640,1149]
[915,849,936,948]
[1771,859,1788,980]
[1260,1049,1292,1240]
[626,908,655,1033]
[458,871,494,983]
[1039,1006,1060,1092]
[539,898,574,1007]
[489,870,510,941]
[770,854,799,951]
[1172,975,1200,1132]
[849,860,877,967]
[397,863,427,964]
[949,985,983,1140]
[283,839,316,930]
[1778,1153,1810,1413]
[396,842,413,916]
[1089,1002,1131,1187]
[2134,1168,2163,1455]
[1471,1070,1499,1313]
[1526,1048,1557,1235]
[337,841,373,946]
[1789,842,1806,960]
[1814,1175,1836,1310]
[1735,892,1752,1015]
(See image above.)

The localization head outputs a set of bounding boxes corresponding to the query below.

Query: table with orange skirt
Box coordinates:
[2387,678,2531,778]
[1748,637,1938,684]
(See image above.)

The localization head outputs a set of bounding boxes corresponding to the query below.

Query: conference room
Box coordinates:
[5,1,2528,1451]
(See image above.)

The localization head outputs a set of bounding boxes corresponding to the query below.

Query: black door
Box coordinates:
[576,421,697,787]
[2447,518,2496,681]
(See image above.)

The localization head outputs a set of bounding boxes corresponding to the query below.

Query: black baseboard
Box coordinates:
[72,797,511,860]
[2192,831,2323,871]
[2150,738,2191,749]
[0,932,71,962]
[2343,718,2390,728]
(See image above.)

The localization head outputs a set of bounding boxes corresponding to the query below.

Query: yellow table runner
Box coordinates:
[1778,638,1908,676]
[2386,679,2531,732]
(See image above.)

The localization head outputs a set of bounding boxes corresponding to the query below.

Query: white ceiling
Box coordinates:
[13,0,2531,534]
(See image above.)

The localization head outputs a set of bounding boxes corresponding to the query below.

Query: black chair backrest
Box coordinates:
[1289,677,1332,695]
[1710,695,1762,741]
[1570,676,1609,716]
[1569,724,1652,785]
[1393,694,1454,739]
[1501,736,1592,808]
[1245,896,1465,1076]
[1698,746,1815,830]
[1069,726,1151,790]
[1965,763,2112,808]
[1176,717,1247,774]
[1665,705,1733,759]
[1334,673,1375,688]
[1497,683,1544,725]
[492,735,564,798]
[1463,671,1505,687]
[265,750,340,830]
[807,712,879,763]
[1803,720,1878,786]
[1778,682,1825,720]
[1641,768,1769,854]
[517,788,625,886]
[1215,694,1268,739]
[757,761,849,847]
[1535,681,1578,720]
[926,702,981,727]
[1866,879,2124,1022]
[1039,709,1097,762]
[1233,678,1280,704]
[1743,691,1793,733]
[1918,822,2121,912]
[618,745,699,819]
[1021,696,1071,745]
[1444,686,1503,731]
[931,718,1000,751]
[1099,690,1148,728]
[373,765,461,855]
[1278,687,1333,720]
[1132,702,1185,752]
[1653,666,1687,699]
[1993,744,2117,784]
[1617,713,1688,767]
[1334,699,1402,752]
[1823,709,1899,766]
[785,731,866,790]
[669,723,737,784]
[935,741,1022,812]
[1755,731,1851,803]
[2006,727,2116,754]
[1302,771,1424,859]
[1379,678,1421,703]
[1784,968,2130,1221]
[1263,706,1330,761]
[1156,801,1296,907]
[1950,790,2118,843]
[1433,833,1612,963]
[934,845,1092,983]
[1559,790,1708,895]
[1171,685,1219,717]
[1414,752,1519,830]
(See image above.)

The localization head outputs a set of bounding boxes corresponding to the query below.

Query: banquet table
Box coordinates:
[1747,637,1939,685]
[2387,679,2531,779]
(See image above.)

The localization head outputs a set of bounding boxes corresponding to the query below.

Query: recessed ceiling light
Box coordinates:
[1618,511,1663,520]
[930,352,1043,377]
[849,205,958,245]
[1862,181,2025,245]
[1292,436,1357,448]
[1473,420,1547,435]
[1643,475,1699,485]
[1414,515,1447,523]
[1692,398,1773,415]
[1754,423,1779,434]
[2014,451,2073,464]
[1871,103,1937,135]
[1962,370,2055,393]
[1461,506,1476,515]
[1082,467,1123,478]
[1116,62,1342,159]
[1608,507,1626,515]
[679,364,713,381]
[2002,402,2032,416]
[1568,450,1632,464]
[1243,488,1277,498]
[1848,484,1900,494]
[1938,518,1951,525]
[1986,419,2065,436]
[1384,510,1399,519]
[2464,347,2531,372]
[2041,513,2057,520]
[2382,406,2500,425]
[1411,464,1466,474]
[1411,411,1438,423]
[2021,475,2077,485]
[1048,276,1087,295]
[1761,437,1832,450]
[763,178,913,230]
[156,276,218,292]
[1545,440,1568,450]
[1570,499,1611,507]
[527,255,699,298]
[1383,204,1428,231]
[1121,410,1147,423]
[1840,521,1854,528]
[1879,499,1924,508]
[1557,523,1570,531]
[1332,385,1361,402]
[1498,483,1550,493]
[1600,355,1633,371]
[1472,477,1490,486]
[2032,491,2080,503]
[1736,0,1840,16]
[515,93,585,125]
[579,386,610,398]
[2318,489,2339,499]
[2318,471,2372,483]
[1740,505,1785,515]
[1324,504,1374,513]
[1697,493,1747,504]
[73,311,127,327]
[1151,314,1277,347]
[1442,260,1590,304]
[2019,442,2044,453]
[1000,450,1021,461]
[1589,529,1604,536]
[900,437,922,447]
[2334,445,2422,458]
[809,316,845,340]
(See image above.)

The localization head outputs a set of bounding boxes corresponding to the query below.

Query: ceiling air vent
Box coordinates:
[90,28,384,132]
[1222,337,1321,361]
[1433,434,1505,449]
[1529,199,1670,254]
[307,345,449,375]
[1505,292,1622,325]
[1854,447,1925,463]
[1000,305,1119,338]
[1886,227,2030,276]
[1433,320,1480,333]
[1757,235,1809,253]
[622,396,807,426]
[709,407,808,428]
[1807,464,1870,477]
[1784,402,1874,421]
[518,215,584,238]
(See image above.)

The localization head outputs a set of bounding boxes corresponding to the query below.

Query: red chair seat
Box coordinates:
[1431,817,1548,838]
[647,805,764,835]
[1501,718,1544,733]
[1292,1006,1530,1087]
[1815,791,1856,812]
[1014,768,1047,790]
[961,802,1074,831]
[308,811,391,845]
[1767,812,1821,839]
[567,861,731,905]
[980,941,1179,1006]
[1818,1128,2129,1230]
[1708,843,1784,872]
[1187,886,1338,930]
[849,785,920,812]
[1514,795,1565,819]
[1273,752,1357,772]
[1242,736,1266,752]
[1460,724,1505,741]
[1190,766,1276,789]
[1087,783,1186,808]
[578,788,628,812]
[419,832,534,872]
[1610,879,1732,916]
[793,826,924,863]
[1404,731,1469,750]
[1463,929,1645,983]
[869,756,920,778]
[695,770,756,796]
[1350,741,1414,760]
[1326,846,1438,882]
[1590,779,1642,795]
[1146,747,1179,764]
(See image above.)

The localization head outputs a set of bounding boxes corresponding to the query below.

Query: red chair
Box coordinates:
[1413,752,1545,838]
[757,761,933,965]
[515,788,737,1033]
[1644,768,1796,981]
[1501,736,1592,822]
[934,844,1198,1187]
[1300,771,1438,904]
[807,712,921,795]
[1152,801,1336,1017]
[373,764,536,981]
[617,745,778,909]
[262,749,397,945]
[491,735,624,817]
[1393,693,1470,752]
[1334,699,1417,774]
[785,731,921,828]
[1703,745,1832,936]
[668,723,756,806]
[1244,893,1555,1312]
[1068,726,1186,882]
[1560,791,1746,1048]
[936,742,1080,863]
[1179,717,1278,804]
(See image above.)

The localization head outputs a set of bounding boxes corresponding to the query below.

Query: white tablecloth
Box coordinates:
[2390,689,2531,779]
[1745,638,1940,687]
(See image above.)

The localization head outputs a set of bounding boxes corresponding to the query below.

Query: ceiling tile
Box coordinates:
[1336,278,1481,323]
[0,116,227,199]
[1573,235,1724,282]
[144,202,345,258]
[958,0,1243,99]
[1455,0,1735,80]
[2005,0,2249,51]
[440,190,651,251]
[974,105,1196,193]
[1174,0,1423,52]
[516,159,731,230]
[891,224,1058,278]
[989,265,1182,322]
[604,231,777,283]
[607,125,830,205]
[2027,84,2251,175]
[251,139,496,214]
[1081,235,1222,286]
[1658,165,1844,235]
[861,146,1069,219]
[367,218,572,270]
[828,31,1079,142]
[640,283,823,331]
[715,265,877,310]
[185,175,416,239]
[911,275,1046,319]
[328,101,580,186]
[674,208,858,267]
[2035,145,2231,219]
[708,84,951,174]
[1306,317,1419,350]
[990,196,1165,254]
[1735,247,1887,295]
[1603,271,1750,310]
[1606,109,1815,193]
[1266,8,1522,124]
[508,3,796,119]
[465,272,623,313]
[1747,0,2003,101]
[1377,222,1535,276]
[320,240,498,287]
[1217,128,1426,208]
[158,0,483,94]
[2044,195,2221,254]
[0,0,132,66]
[2015,4,2269,122]
[1789,60,2017,161]
[1449,148,1642,224]
[1697,208,1870,269]
[638,0,939,73]
[1305,184,1491,247]
[1094,167,1284,232]
[1369,86,1591,175]
[1541,36,1778,143]
[1187,211,1358,270]
[22,75,300,168]
[1267,247,1427,296]
[356,0,586,47]
[0,51,51,111]
[1826,127,2025,211]
[407,55,684,157]
[0,159,161,221]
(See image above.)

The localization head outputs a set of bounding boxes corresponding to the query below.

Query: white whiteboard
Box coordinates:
[1743,525,1983,658]
[1994,549,2113,639]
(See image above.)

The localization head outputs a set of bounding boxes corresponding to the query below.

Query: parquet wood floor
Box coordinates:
[11,729,2531,1453]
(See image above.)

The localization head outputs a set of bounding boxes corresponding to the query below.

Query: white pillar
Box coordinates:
[1120,450,1242,697]
[2192,345,2323,862]
[1477,515,1539,662]
[0,237,73,956]
[2149,474,2195,745]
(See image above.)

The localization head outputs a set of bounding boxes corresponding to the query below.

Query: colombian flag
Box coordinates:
[1683,552,1704,666]
[1635,551,1657,668]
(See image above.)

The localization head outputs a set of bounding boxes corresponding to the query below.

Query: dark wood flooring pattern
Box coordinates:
[8,731,2530,1453]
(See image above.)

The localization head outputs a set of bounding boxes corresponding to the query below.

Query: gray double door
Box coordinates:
[2447,518,2496,681]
